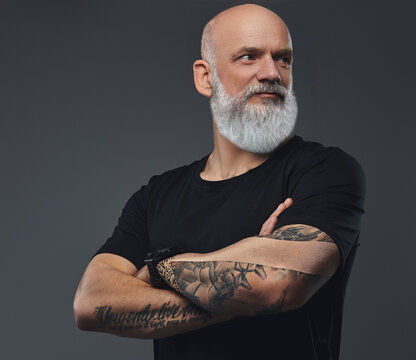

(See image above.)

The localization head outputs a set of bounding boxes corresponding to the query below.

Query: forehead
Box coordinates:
[213,14,291,61]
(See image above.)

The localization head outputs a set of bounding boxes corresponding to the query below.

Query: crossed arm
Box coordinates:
[150,224,340,316]
[73,199,339,339]
[73,201,341,339]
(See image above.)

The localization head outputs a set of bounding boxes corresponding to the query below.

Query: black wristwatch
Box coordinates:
[144,245,185,289]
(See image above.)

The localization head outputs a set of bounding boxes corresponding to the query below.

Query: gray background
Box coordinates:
[1,0,414,359]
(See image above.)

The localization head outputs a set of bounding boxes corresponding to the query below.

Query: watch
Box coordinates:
[144,245,185,289]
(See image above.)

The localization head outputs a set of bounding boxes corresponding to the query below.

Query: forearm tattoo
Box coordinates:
[93,301,211,333]
[157,225,332,314]
[166,261,267,310]
[156,258,181,292]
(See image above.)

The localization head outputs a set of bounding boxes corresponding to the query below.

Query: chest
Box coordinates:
[147,173,289,252]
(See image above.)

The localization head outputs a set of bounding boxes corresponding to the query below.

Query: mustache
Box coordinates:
[242,82,288,101]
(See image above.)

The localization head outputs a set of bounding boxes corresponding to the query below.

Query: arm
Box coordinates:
[156,224,340,315]
[73,253,233,339]
[73,198,295,337]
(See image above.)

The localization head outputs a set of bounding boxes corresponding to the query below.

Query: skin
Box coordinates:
[193,4,294,182]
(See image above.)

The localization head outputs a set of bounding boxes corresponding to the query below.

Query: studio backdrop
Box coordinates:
[1,0,414,359]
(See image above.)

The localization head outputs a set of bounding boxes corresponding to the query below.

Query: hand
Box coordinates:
[134,265,152,285]
[258,198,293,236]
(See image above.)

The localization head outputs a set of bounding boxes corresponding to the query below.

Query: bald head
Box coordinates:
[201,4,292,68]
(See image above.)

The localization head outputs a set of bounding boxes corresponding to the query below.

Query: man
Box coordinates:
[73,4,366,360]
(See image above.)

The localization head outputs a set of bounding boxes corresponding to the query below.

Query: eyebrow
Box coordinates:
[231,46,293,59]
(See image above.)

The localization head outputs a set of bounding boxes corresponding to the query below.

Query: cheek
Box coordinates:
[282,71,293,89]
[220,70,256,95]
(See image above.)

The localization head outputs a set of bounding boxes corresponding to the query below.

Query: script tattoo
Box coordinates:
[93,301,210,332]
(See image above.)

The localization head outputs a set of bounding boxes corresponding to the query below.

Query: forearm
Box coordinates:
[73,260,233,339]
[157,225,338,315]
[157,257,316,316]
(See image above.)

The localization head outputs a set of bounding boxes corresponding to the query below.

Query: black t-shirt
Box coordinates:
[93,134,366,360]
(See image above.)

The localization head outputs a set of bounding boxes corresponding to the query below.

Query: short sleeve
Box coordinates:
[275,148,366,279]
[91,182,151,270]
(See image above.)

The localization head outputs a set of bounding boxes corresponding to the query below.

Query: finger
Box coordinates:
[259,218,270,235]
[259,198,294,236]
[265,216,277,235]
[260,214,279,236]
[271,197,293,218]
[259,203,285,235]
[135,266,149,280]
[283,197,293,207]
[270,202,287,218]
[259,218,272,236]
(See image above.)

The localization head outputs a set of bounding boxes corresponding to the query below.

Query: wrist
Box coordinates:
[156,257,181,292]
[144,245,185,289]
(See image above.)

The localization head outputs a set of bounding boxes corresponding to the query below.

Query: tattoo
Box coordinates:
[156,258,181,292]
[260,224,334,243]
[93,301,210,332]
[156,224,333,315]
[168,261,267,310]
[160,260,327,314]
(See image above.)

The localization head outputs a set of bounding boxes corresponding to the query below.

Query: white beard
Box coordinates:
[209,67,298,154]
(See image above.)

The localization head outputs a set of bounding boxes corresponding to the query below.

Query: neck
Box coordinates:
[200,121,292,181]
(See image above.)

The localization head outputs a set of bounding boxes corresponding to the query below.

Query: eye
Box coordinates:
[240,54,254,61]
[278,57,292,66]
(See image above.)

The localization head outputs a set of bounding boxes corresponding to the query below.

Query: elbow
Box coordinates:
[260,292,303,313]
[257,281,306,313]
[74,311,90,332]
[73,291,93,331]
[73,273,99,332]
[73,260,106,332]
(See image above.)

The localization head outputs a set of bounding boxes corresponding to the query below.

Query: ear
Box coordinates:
[193,60,213,98]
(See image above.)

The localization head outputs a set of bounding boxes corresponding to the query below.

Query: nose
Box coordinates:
[256,55,281,83]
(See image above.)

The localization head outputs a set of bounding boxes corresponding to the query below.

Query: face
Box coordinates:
[211,13,294,102]
[208,12,297,154]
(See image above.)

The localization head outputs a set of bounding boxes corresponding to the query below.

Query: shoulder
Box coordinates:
[285,136,366,196]
[288,136,365,180]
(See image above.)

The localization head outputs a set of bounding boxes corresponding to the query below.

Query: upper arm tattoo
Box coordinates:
[261,224,335,243]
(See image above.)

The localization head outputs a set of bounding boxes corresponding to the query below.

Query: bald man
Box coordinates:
[73,4,366,360]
